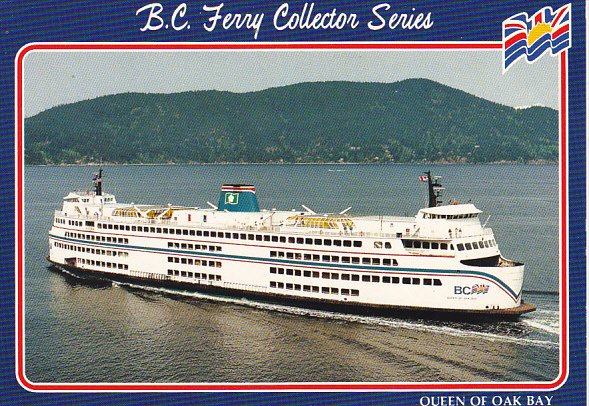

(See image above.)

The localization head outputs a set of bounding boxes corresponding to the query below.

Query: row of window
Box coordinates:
[54,241,129,257]
[402,240,454,250]
[269,250,399,266]
[269,281,360,296]
[90,221,367,248]
[269,267,442,286]
[76,257,129,270]
[167,256,222,268]
[167,269,222,281]
[167,242,222,252]
[422,213,479,219]
[456,239,496,251]
[64,231,129,244]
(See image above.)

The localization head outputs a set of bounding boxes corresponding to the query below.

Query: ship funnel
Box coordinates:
[218,184,260,212]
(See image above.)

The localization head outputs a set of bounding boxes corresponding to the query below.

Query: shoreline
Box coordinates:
[25,160,558,167]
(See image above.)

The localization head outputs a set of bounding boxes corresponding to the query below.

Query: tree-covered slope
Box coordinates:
[24,79,558,164]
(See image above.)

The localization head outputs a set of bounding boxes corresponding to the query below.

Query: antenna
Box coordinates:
[339,207,352,215]
[301,205,316,214]
[92,167,103,196]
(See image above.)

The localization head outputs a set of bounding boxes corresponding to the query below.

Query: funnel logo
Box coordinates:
[503,4,571,71]
[225,192,239,205]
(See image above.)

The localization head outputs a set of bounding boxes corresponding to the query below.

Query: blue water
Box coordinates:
[24,164,560,383]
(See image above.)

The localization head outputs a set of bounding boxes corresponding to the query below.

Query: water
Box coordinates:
[24,164,560,383]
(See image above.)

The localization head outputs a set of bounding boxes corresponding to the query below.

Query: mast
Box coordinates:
[93,167,103,196]
[425,171,444,207]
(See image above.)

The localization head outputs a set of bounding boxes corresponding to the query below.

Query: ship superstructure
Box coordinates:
[48,169,535,319]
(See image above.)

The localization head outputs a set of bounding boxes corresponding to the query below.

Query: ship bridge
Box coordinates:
[416,203,486,238]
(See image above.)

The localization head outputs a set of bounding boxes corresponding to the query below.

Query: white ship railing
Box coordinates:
[54,211,493,240]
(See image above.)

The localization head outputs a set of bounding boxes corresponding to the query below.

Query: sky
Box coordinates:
[23,50,559,117]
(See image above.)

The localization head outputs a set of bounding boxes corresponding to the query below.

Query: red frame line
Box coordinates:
[14,42,567,392]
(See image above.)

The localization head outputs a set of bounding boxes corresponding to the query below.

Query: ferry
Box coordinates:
[48,169,536,320]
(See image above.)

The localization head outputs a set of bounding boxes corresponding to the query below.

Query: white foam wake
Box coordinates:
[113,281,559,350]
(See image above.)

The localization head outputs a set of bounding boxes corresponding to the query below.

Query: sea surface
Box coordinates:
[24,164,560,383]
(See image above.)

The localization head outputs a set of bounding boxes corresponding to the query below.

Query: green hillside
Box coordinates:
[24,79,558,165]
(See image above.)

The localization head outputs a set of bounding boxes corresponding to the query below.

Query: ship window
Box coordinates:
[353,241,362,248]
[247,234,254,240]
[256,235,262,241]
[372,275,380,283]
[322,255,330,262]
[424,278,432,285]
[286,283,293,290]
[324,239,332,246]
[270,267,277,274]
[303,270,311,277]
[341,256,350,263]
[362,275,370,282]
[351,289,359,296]
[305,238,312,245]
[278,268,284,274]
[333,240,342,246]
[383,259,391,266]
[322,272,330,279]
[303,253,311,260]
[271,236,278,242]
[287,252,294,259]
[297,237,304,244]
[465,243,472,250]
[414,241,422,249]
[294,269,301,276]
[374,241,383,248]
[402,277,411,284]
[277,251,285,258]
[457,244,464,251]
[280,237,286,243]
[233,233,239,239]
[331,256,339,263]
[351,274,359,281]
[312,271,319,278]
[270,281,277,288]
[412,278,420,285]
[331,288,338,294]
[331,273,339,280]
[312,254,320,261]
[341,273,350,281]
[351,257,360,264]
[434,279,442,286]
[341,289,350,296]
[431,242,439,250]
[343,240,352,247]
[303,285,311,292]
[270,251,277,257]
[168,257,173,262]
[422,242,430,249]
[362,258,371,265]
[288,237,295,243]
[484,240,490,248]
[441,243,448,250]
[240,233,246,240]
[294,253,301,260]
[383,276,391,283]
[372,258,380,265]
[392,277,400,284]
[286,269,293,276]
[294,284,301,291]
[385,242,392,249]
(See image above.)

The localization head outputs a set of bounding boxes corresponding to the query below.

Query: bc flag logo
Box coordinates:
[503,4,571,71]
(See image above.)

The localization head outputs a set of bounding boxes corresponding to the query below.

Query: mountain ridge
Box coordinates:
[24,79,558,165]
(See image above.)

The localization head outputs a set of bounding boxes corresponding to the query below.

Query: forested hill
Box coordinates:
[25,79,558,165]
